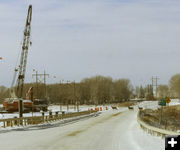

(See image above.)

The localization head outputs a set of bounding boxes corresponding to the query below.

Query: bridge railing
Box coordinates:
[0,110,96,128]
[137,110,180,137]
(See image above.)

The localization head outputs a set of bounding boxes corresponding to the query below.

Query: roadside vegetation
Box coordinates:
[139,105,180,131]
[137,73,180,131]
[135,73,180,100]
[0,76,133,104]
[118,101,136,107]
[1,73,180,105]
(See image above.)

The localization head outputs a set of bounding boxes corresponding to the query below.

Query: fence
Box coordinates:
[0,110,96,128]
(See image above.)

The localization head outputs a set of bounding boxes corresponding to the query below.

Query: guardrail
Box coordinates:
[0,110,97,128]
[137,111,180,137]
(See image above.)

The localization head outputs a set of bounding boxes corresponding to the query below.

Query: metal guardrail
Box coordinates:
[137,111,180,137]
[0,110,97,128]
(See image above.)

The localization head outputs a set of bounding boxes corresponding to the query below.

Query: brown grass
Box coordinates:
[118,101,136,107]
[140,105,180,131]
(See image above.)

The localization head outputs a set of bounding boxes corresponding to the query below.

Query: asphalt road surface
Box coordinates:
[0,109,164,150]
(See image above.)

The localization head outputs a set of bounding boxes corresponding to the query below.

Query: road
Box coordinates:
[0,108,164,150]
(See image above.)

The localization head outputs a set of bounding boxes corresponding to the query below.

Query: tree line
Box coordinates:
[1,74,180,104]
[135,74,180,99]
[0,76,133,104]
[46,76,133,104]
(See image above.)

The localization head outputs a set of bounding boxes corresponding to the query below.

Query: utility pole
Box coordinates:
[43,70,48,98]
[151,76,159,98]
[66,80,70,111]
[154,76,159,98]
[73,81,77,111]
[34,71,39,98]
[32,70,49,99]
[152,77,162,124]
[59,79,64,112]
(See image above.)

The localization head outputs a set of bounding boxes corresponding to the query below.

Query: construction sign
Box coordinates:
[166,97,171,104]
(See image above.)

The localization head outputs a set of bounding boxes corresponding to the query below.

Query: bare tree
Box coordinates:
[157,85,169,99]
[169,74,180,97]
[113,79,133,102]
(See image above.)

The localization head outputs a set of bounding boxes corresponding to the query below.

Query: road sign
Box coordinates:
[158,99,166,106]
[166,98,171,104]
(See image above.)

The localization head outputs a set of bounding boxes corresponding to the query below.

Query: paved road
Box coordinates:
[0,109,164,150]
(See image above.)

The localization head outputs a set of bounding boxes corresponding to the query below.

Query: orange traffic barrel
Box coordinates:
[100,107,102,111]
[96,107,99,111]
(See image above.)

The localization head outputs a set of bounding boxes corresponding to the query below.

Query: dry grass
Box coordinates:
[140,105,180,131]
[118,101,136,107]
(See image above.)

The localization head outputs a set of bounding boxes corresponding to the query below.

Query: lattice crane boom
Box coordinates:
[16,5,32,98]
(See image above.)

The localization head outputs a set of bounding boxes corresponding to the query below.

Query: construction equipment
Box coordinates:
[17,5,32,98]
[25,87,48,112]
[3,5,33,116]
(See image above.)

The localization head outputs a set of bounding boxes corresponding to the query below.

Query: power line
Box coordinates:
[32,70,49,99]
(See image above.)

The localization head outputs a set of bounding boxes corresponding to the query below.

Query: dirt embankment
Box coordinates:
[139,105,180,131]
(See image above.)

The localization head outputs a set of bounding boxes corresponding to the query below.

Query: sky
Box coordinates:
[0,0,180,87]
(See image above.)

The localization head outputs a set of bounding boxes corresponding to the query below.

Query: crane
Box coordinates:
[16,5,32,98]
[3,5,33,117]
[16,5,32,117]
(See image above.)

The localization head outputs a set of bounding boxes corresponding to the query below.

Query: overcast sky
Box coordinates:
[0,0,180,87]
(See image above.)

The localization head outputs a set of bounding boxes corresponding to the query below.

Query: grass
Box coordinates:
[140,105,180,131]
[118,101,136,107]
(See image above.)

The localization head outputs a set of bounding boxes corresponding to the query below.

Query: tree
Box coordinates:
[157,85,169,98]
[145,84,154,100]
[113,79,133,102]
[79,79,91,104]
[81,76,113,104]
[139,85,145,98]
[0,86,9,102]
[169,74,180,97]
[0,76,134,104]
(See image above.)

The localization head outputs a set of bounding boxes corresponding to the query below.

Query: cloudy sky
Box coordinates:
[0,0,180,87]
